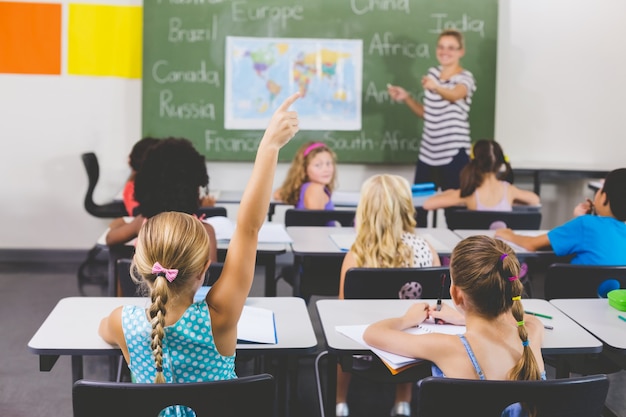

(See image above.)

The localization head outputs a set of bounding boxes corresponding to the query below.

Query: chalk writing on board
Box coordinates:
[168,16,218,43]
[368,32,429,58]
[224,36,363,131]
[231,1,304,29]
[204,129,419,153]
[152,60,220,86]
[430,13,485,37]
[160,90,216,120]
[350,0,410,15]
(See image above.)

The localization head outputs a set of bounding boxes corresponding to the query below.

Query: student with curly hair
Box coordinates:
[122,137,159,216]
[106,138,217,261]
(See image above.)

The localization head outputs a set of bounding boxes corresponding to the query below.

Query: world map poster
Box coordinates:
[224,36,363,131]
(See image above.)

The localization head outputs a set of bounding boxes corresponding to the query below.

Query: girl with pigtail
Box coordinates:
[364,235,545,416]
[422,140,540,211]
[98,93,301,414]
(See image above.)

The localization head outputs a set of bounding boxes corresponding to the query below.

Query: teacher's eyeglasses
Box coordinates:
[437,45,461,52]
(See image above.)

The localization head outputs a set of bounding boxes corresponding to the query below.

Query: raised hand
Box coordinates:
[261,92,301,149]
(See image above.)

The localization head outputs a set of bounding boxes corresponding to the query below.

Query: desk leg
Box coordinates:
[259,254,277,297]
[71,355,84,383]
[107,251,116,297]
[325,352,337,417]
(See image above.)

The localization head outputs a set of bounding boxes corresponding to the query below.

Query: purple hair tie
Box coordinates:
[500,253,508,261]
[508,276,519,282]
[302,142,326,157]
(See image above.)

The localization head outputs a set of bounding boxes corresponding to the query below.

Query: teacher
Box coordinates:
[388,29,476,191]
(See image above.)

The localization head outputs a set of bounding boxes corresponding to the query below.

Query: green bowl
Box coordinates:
[607,289,626,311]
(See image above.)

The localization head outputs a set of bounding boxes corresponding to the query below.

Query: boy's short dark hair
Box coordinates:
[602,168,626,221]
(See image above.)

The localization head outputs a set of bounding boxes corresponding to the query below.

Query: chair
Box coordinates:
[544,263,626,300]
[415,374,609,417]
[81,152,127,218]
[343,267,451,300]
[72,373,276,417]
[282,209,356,301]
[284,208,356,227]
[117,258,224,297]
[196,205,227,219]
[444,207,542,230]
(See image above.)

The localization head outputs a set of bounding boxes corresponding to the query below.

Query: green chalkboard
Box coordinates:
[142,0,497,163]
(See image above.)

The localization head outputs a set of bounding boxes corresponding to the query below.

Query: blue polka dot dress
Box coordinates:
[122,300,236,416]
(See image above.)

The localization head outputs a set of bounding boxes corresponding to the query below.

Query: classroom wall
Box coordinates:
[0,0,613,250]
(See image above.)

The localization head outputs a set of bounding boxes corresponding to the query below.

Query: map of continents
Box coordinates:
[225,37,362,130]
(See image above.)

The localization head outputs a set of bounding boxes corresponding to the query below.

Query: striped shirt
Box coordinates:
[419,66,476,166]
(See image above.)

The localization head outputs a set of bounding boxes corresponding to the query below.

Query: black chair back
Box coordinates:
[73,374,275,417]
[444,208,542,230]
[415,374,609,417]
[344,267,451,300]
[117,258,224,297]
[196,206,227,218]
[544,263,626,300]
[281,209,355,301]
[285,208,356,227]
[81,152,127,218]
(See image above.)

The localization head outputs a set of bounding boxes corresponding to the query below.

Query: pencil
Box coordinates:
[524,310,553,320]
[618,315,626,323]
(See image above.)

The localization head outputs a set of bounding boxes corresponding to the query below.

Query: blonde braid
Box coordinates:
[149,276,169,383]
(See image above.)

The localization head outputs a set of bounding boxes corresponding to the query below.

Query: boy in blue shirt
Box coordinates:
[495,168,626,265]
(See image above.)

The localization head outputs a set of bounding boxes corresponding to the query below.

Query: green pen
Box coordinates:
[524,310,553,320]
[618,315,626,323]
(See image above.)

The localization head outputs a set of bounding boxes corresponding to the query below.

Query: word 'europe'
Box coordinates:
[231,1,304,29]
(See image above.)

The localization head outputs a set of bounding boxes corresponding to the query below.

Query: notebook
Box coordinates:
[336,321,465,374]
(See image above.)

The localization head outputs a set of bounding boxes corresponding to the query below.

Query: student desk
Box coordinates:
[288,227,462,257]
[97,224,289,298]
[512,164,609,196]
[452,229,554,256]
[316,298,602,417]
[28,296,317,417]
[551,299,626,364]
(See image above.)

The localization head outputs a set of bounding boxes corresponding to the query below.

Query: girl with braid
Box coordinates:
[98,93,301,414]
[364,235,545,416]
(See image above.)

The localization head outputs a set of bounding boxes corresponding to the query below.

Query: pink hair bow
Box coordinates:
[152,262,179,283]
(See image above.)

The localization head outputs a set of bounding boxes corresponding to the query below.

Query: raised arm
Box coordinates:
[208,93,300,351]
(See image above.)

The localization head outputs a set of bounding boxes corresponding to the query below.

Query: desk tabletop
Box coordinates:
[316,299,602,355]
[452,229,552,255]
[550,299,626,351]
[331,191,432,209]
[29,297,318,356]
[97,223,289,254]
[288,227,461,256]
